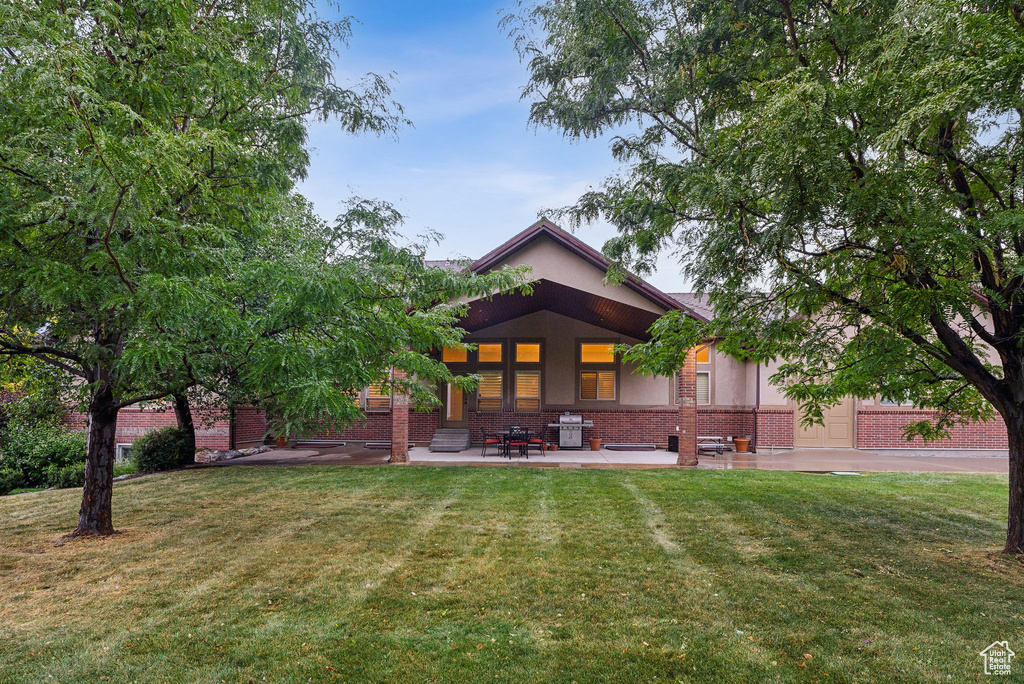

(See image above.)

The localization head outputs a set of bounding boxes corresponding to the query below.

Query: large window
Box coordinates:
[515,371,541,412]
[365,382,391,411]
[580,342,615,364]
[477,371,503,412]
[580,371,616,401]
[515,343,541,363]
[442,346,468,363]
[695,345,710,364]
[696,372,710,405]
[478,343,502,363]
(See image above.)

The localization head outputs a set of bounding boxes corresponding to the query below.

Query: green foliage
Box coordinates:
[512,0,1024,442]
[0,0,530,449]
[132,427,192,474]
[0,420,86,487]
[44,462,85,490]
[0,468,25,496]
[113,461,138,478]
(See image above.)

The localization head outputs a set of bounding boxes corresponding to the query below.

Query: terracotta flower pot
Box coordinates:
[275,434,288,448]
[733,437,751,453]
[589,438,602,451]
[548,444,558,451]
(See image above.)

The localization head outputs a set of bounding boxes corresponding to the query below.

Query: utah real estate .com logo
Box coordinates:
[980,641,1014,676]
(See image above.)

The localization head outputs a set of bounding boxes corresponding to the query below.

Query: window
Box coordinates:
[580,371,616,400]
[880,395,913,407]
[515,371,541,412]
[695,345,710,364]
[116,444,133,463]
[478,343,502,363]
[580,342,615,364]
[696,372,710,405]
[442,346,467,363]
[365,382,391,411]
[477,371,503,412]
[515,343,541,363]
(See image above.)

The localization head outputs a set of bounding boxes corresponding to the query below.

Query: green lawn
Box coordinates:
[1,467,1021,682]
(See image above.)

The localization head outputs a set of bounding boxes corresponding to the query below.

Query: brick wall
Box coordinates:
[314,406,684,447]
[698,408,755,441]
[856,409,1008,450]
[467,408,681,446]
[64,405,232,450]
[314,410,438,444]
[234,407,267,446]
[754,409,794,448]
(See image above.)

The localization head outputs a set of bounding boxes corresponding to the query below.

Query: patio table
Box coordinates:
[697,435,727,454]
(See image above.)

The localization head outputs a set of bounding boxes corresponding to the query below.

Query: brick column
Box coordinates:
[389,370,410,463]
[677,350,698,466]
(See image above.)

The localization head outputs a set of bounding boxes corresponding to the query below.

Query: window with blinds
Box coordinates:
[477,371,503,412]
[365,382,391,411]
[580,371,616,400]
[696,372,710,405]
[514,371,540,412]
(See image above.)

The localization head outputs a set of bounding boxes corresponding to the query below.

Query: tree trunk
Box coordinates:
[1005,411,1024,555]
[173,392,196,463]
[75,384,119,536]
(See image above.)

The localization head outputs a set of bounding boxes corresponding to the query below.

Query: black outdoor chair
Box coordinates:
[480,428,501,457]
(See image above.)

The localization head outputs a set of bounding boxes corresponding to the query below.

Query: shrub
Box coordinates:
[45,462,85,489]
[0,468,25,496]
[132,427,191,473]
[0,420,87,487]
[113,461,138,478]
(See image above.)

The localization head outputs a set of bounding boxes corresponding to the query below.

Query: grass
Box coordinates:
[0,466,1021,683]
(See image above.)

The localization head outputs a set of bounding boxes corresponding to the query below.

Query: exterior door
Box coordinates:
[794,397,854,448]
[440,383,468,428]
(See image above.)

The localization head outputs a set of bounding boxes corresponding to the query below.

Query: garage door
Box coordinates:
[794,397,854,448]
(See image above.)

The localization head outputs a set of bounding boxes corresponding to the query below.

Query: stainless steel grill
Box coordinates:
[547,412,594,449]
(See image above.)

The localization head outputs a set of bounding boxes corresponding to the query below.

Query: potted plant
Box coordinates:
[733,437,751,453]
[275,433,288,448]
[588,437,602,451]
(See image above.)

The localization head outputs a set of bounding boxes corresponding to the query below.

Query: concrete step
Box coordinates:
[428,428,471,453]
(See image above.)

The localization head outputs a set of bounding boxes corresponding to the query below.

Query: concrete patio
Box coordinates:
[208,444,1009,473]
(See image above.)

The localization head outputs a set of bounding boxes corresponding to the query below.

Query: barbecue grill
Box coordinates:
[547,412,594,449]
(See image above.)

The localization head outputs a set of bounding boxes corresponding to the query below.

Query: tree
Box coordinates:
[152,195,528,446]
[0,0,525,536]
[510,0,1024,552]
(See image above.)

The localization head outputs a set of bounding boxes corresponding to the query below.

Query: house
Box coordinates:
[78,219,1009,461]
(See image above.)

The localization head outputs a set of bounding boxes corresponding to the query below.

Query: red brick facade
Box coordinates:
[754,409,795,448]
[64,406,233,451]
[233,407,267,447]
[856,409,1008,450]
[697,408,756,442]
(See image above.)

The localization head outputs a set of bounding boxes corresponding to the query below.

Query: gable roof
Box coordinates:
[469,218,701,319]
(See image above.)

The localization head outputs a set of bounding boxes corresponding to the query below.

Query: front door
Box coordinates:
[440,383,468,428]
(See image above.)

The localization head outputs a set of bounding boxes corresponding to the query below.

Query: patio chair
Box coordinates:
[480,428,501,457]
[505,427,529,459]
[527,427,545,455]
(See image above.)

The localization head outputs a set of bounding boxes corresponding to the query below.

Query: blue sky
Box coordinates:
[300,0,688,291]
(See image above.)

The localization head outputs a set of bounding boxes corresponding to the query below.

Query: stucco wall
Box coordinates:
[479,235,665,315]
